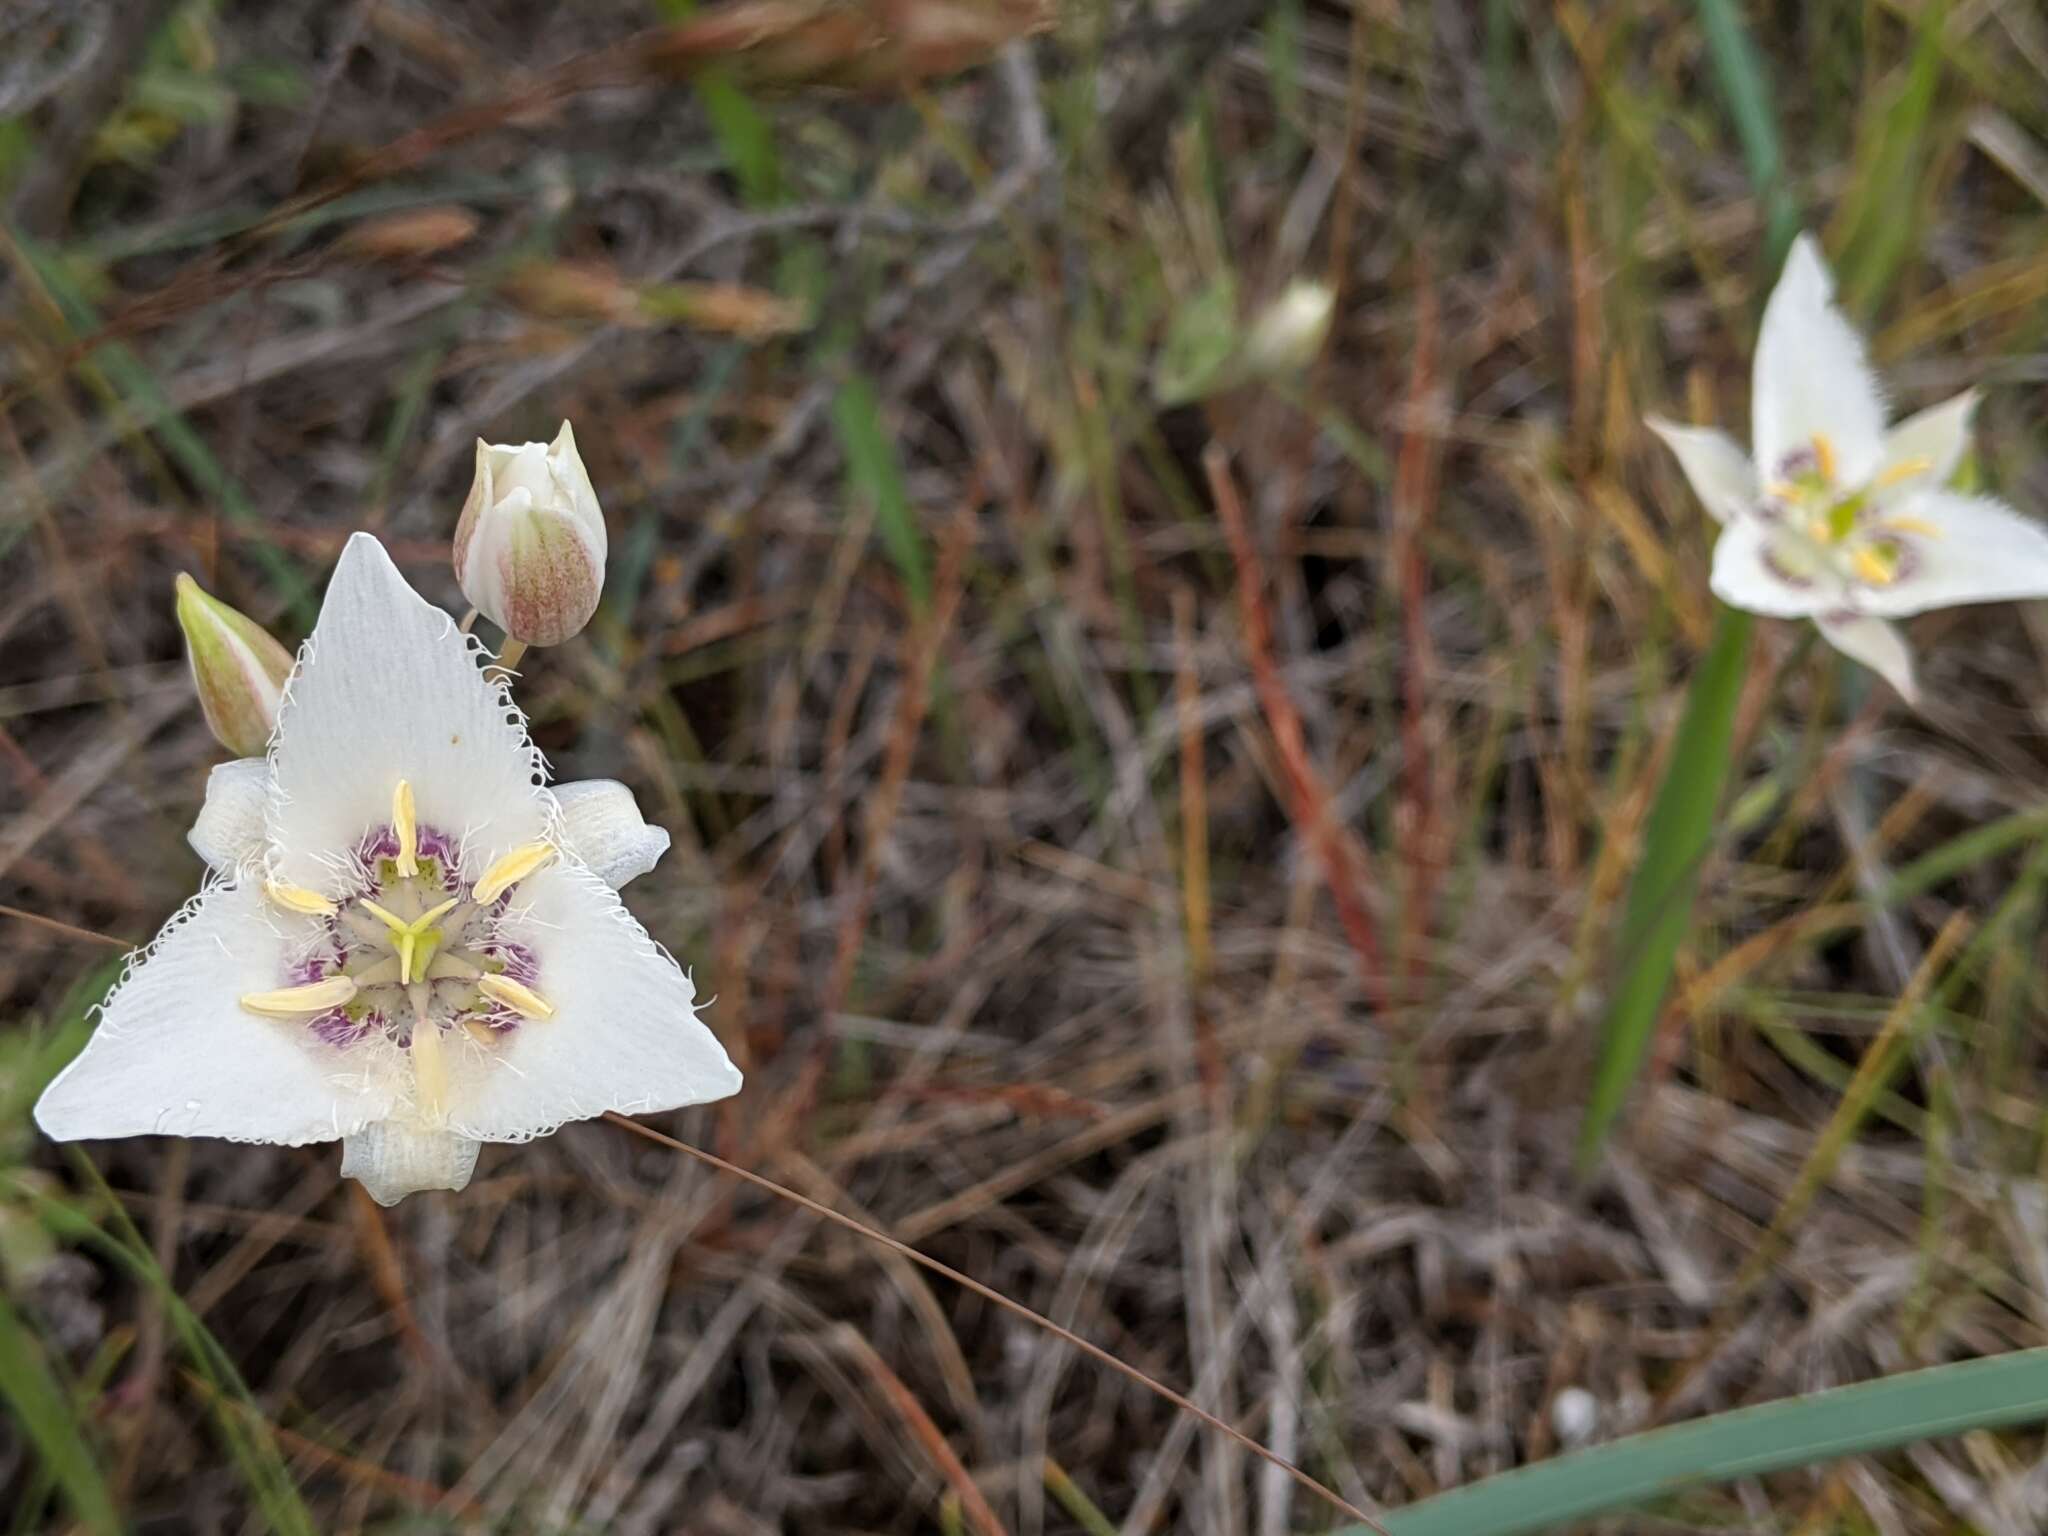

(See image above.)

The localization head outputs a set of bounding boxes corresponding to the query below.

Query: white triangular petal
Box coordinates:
[1816,613,1917,703]
[445,863,740,1142]
[1851,492,2048,617]
[267,534,548,886]
[340,1122,481,1206]
[187,758,270,875]
[1879,390,1978,493]
[1709,518,1837,617]
[34,881,398,1145]
[553,778,671,890]
[1752,234,1888,485]
[1646,417,1756,524]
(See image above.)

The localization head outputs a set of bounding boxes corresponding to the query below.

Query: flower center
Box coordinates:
[238,778,557,1120]
[1757,432,1940,593]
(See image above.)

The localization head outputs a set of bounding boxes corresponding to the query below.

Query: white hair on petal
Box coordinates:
[444,861,722,1145]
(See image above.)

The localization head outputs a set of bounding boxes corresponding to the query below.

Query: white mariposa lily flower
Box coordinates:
[35,533,740,1205]
[1647,233,2048,702]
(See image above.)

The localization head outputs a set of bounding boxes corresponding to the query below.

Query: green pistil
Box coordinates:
[1825,495,1866,541]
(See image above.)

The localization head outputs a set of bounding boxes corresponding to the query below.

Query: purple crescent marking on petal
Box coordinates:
[1761,547,1817,590]
[309,1007,380,1048]
[1775,446,1819,482]
[482,940,540,986]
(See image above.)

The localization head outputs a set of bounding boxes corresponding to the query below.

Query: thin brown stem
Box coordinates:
[601,1111,1387,1534]
[0,903,133,949]
[1205,445,1392,1017]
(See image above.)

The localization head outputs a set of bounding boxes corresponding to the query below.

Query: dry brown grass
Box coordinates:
[8,2,2048,1532]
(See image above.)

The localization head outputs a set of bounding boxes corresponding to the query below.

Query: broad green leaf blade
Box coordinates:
[0,1292,122,1536]
[1578,603,1751,1168]
[1362,1349,2048,1536]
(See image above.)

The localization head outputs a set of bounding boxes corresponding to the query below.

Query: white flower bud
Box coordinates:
[1240,280,1335,378]
[174,573,295,758]
[1551,1387,1600,1446]
[452,421,607,647]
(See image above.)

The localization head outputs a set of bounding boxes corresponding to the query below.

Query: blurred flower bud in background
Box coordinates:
[452,421,607,649]
[1239,280,1335,378]
[174,573,295,758]
[1152,276,1336,407]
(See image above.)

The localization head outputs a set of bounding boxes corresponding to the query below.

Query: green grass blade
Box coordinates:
[1877,804,2048,909]
[0,1292,123,1536]
[1580,0,1798,1167]
[10,235,317,624]
[1578,603,1751,1167]
[1694,0,1799,266]
[832,372,930,610]
[655,0,780,206]
[1361,1348,2048,1536]
[21,1165,318,1536]
[1832,0,1950,314]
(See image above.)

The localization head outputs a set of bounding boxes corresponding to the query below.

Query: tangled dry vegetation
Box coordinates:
[8,1,2048,1531]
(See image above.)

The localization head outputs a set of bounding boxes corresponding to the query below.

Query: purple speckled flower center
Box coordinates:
[288,821,539,1052]
[1755,439,1931,600]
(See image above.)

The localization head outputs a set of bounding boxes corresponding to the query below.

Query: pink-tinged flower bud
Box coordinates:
[174,573,295,758]
[452,421,607,648]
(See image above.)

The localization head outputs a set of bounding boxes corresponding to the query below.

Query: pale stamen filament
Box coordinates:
[479,974,555,1019]
[472,841,555,904]
[1872,455,1934,491]
[264,880,337,918]
[1850,547,1897,587]
[392,779,418,878]
[241,976,358,1016]
[410,999,447,1118]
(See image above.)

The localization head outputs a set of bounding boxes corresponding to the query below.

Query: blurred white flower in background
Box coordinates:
[1649,234,2048,702]
[1238,279,1336,378]
[37,534,738,1205]
[1550,1386,1600,1447]
[453,420,608,650]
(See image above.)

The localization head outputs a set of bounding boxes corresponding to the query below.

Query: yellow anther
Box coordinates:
[1850,546,1899,587]
[240,976,358,1016]
[411,1019,448,1118]
[471,841,555,904]
[479,974,555,1019]
[1877,515,1942,538]
[392,779,418,878]
[1872,455,1934,490]
[1766,482,1804,502]
[462,1018,501,1047]
[1805,518,1834,545]
[1811,432,1837,484]
[357,899,410,935]
[263,880,336,918]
